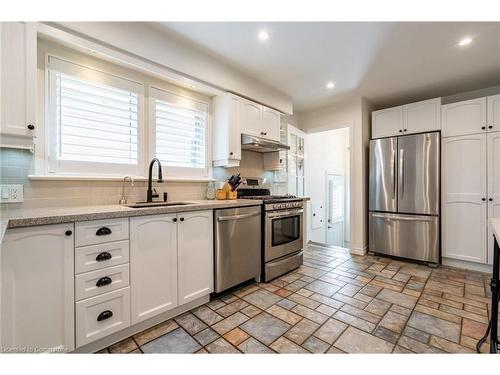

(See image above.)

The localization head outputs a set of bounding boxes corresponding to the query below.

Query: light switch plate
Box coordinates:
[0,185,24,203]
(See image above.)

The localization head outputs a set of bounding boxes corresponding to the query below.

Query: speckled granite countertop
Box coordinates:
[0,199,262,241]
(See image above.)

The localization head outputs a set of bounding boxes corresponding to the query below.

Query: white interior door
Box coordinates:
[326,174,345,247]
[442,134,487,263]
[488,132,500,264]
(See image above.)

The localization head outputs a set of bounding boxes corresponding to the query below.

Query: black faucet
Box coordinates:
[147,158,163,202]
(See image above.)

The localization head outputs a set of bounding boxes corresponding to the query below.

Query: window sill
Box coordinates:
[28,175,216,183]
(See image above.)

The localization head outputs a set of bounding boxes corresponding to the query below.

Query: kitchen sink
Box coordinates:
[126,202,193,208]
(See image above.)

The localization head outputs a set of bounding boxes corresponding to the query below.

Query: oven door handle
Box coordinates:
[266,209,303,219]
[217,212,261,222]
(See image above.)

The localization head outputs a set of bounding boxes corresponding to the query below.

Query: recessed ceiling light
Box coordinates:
[458,37,473,46]
[258,31,269,41]
[326,82,335,89]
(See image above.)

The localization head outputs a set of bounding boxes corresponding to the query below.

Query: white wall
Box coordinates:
[305,128,349,244]
[298,96,372,255]
[53,22,293,114]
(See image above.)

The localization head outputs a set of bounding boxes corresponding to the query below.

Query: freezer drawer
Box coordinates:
[369,212,439,263]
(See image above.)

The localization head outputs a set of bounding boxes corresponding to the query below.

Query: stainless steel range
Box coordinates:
[237,177,304,282]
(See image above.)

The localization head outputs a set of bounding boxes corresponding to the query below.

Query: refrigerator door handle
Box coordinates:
[399,148,405,198]
[392,148,397,199]
[372,213,433,222]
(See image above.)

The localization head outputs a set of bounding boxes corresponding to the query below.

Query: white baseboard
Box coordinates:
[350,245,368,256]
[442,257,492,274]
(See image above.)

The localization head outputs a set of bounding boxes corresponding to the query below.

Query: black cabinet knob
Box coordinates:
[173,218,178,222]
[404,129,408,132]
[180,217,184,222]
[489,125,494,129]
[27,124,35,130]
[96,276,112,287]
[482,126,486,130]
[96,227,112,236]
[97,310,113,322]
[229,152,233,156]
[489,198,494,202]
[65,230,72,236]
[482,198,486,201]
[96,252,112,262]
[399,129,403,133]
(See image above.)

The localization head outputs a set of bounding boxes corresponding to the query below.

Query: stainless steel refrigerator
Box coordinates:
[369,131,440,263]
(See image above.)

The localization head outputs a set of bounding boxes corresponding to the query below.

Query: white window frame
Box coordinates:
[149,86,211,179]
[45,54,146,177]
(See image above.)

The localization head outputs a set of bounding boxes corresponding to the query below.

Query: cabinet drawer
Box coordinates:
[75,240,129,274]
[75,264,129,301]
[76,218,129,247]
[76,287,130,347]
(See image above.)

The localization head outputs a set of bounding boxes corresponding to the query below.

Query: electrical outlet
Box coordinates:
[0,185,24,203]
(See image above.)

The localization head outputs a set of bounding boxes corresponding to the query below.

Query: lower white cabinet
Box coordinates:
[442,134,488,263]
[1,223,75,352]
[130,214,178,324]
[76,287,130,347]
[178,211,214,304]
[130,210,214,324]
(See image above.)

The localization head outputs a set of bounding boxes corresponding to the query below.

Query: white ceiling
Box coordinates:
[160,22,500,112]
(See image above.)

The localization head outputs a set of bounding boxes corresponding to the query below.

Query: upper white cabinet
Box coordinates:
[372,98,440,139]
[1,223,75,352]
[442,134,488,264]
[0,22,37,141]
[403,98,441,135]
[487,94,500,133]
[372,106,403,139]
[488,132,500,264]
[442,97,487,138]
[177,211,213,305]
[213,93,281,167]
[130,214,178,324]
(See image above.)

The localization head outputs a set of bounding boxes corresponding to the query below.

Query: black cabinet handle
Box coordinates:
[65,230,72,236]
[96,276,112,287]
[482,126,486,130]
[96,252,112,262]
[27,124,35,130]
[97,310,113,322]
[180,217,185,222]
[489,125,494,129]
[482,198,486,201]
[96,227,112,236]
[173,218,178,222]
[489,198,494,202]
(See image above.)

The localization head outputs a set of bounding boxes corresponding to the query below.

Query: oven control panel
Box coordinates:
[266,201,303,211]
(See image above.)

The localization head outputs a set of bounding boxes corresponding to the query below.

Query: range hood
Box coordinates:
[241,133,290,153]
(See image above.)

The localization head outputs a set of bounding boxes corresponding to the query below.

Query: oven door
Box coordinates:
[265,208,304,262]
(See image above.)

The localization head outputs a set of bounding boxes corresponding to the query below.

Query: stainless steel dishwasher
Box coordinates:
[214,205,262,293]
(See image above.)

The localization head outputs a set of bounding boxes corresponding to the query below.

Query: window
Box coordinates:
[47,56,144,176]
[150,87,209,177]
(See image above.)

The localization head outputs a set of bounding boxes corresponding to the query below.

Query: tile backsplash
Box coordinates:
[0,148,276,211]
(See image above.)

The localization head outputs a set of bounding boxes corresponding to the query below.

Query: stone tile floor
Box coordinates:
[100,243,494,354]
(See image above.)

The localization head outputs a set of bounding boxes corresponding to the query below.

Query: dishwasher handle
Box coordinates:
[217,211,261,222]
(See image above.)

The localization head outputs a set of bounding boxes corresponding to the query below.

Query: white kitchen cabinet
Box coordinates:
[261,107,281,140]
[372,98,441,139]
[213,94,242,167]
[487,94,500,133]
[488,132,500,264]
[238,98,263,138]
[441,97,487,138]
[442,134,488,263]
[403,98,441,134]
[0,22,37,141]
[177,210,213,305]
[130,214,178,324]
[1,223,75,352]
[372,106,403,138]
